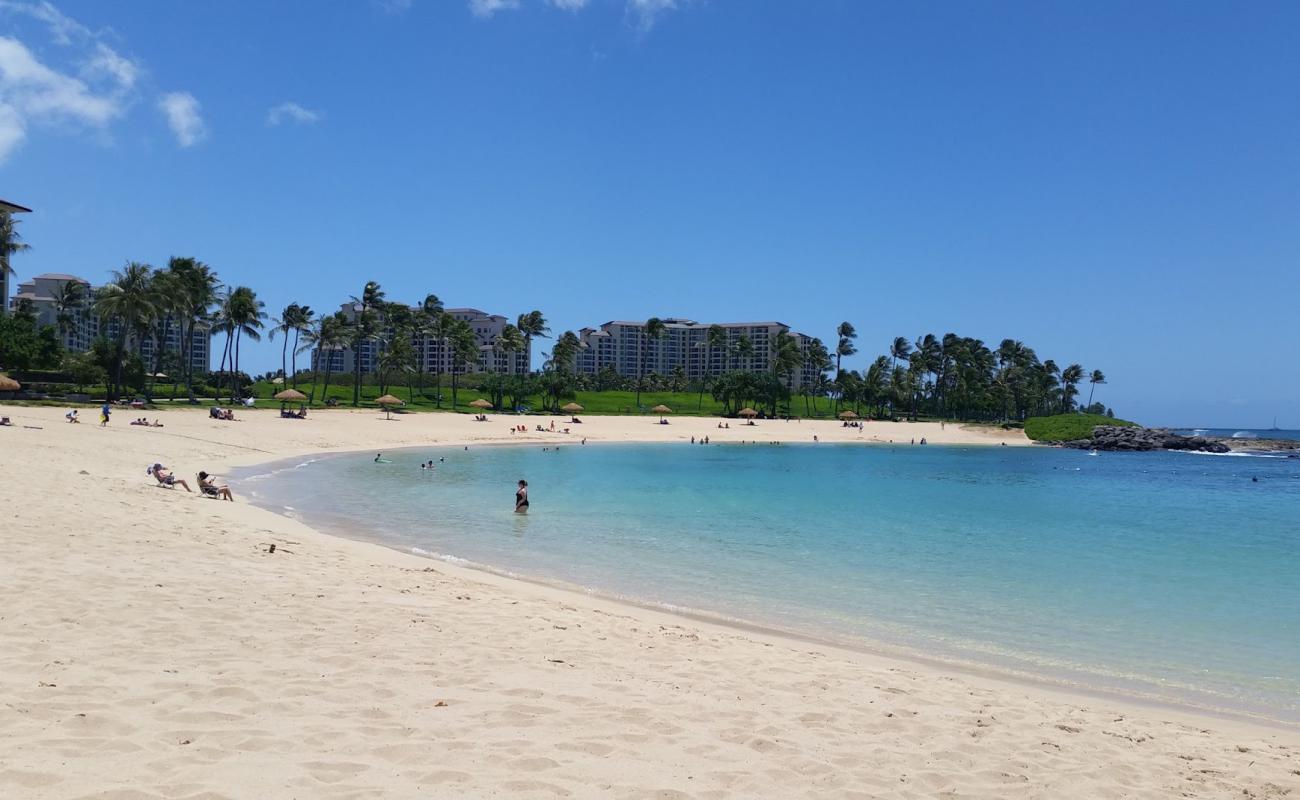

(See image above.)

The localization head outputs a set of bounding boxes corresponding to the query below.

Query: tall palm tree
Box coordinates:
[447,317,478,409]
[699,324,728,410]
[516,310,549,373]
[51,279,86,346]
[347,282,385,406]
[802,337,831,415]
[1087,369,1107,409]
[289,304,314,388]
[637,317,664,409]
[493,323,525,374]
[1060,363,1085,413]
[144,268,185,400]
[0,211,31,292]
[305,311,348,405]
[733,334,754,372]
[834,321,857,377]
[166,257,219,401]
[224,286,265,401]
[771,330,802,414]
[94,262,156,400]
[270,303,302,385]
[414,294,443,400]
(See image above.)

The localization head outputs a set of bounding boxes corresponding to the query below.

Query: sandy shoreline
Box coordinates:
[2,404,1297,798]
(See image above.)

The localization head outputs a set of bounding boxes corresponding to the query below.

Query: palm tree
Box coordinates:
[51,279,86,346]
[494,323,525,374]
[516,310,549,373]
[305,311,348,405]
[733,334,754,372]
[637,317,664,409]
[0,211,31,289]
[415,294,443,400]
[771,330,802,415]
[1060,363,1085,413]
[1087,369,1107,409]
[698,323,727,410]
[225,286,265,401]
[348,282,385,406]
[446,317,478,409]
[166,257,219,401]
[94,262,156,400]
[144,269,185,400]
[289,305,314,388]
[801,338,831,415]
[834,321,857,378]
[270,303,302,386]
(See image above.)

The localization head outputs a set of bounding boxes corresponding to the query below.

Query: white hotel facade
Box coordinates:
[9,272,212,373]
[574,318,824,389]
[313,303,531,377]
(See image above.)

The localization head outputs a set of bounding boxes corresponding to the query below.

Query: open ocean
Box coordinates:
[234,442,1300,722]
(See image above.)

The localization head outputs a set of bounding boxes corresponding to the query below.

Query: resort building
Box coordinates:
[0,198,33,317]
[8,272,212,373]
[574,318,824,389]
[313,303,531,377]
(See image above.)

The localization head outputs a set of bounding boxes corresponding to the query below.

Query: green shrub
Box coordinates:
[1024,413,1138,442]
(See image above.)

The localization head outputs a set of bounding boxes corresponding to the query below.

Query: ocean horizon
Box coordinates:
[235,440,1300,723]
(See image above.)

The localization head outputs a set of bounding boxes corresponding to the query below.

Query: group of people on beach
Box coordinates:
[148,463,234,501]
[130,417,164,427]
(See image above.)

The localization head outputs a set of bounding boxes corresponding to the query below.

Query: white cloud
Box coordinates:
[549,0,588,10]
[469,0,519,18]
[82,42,138,90]
[0,35,130,160]
[158,90,204,147]
[627,0,676,31]
[0,0,91,45]
[267,101,320,126]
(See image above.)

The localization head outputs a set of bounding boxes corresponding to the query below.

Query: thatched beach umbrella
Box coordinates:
[468,398,493,410]
[0,374,20,392]
[651,404,673,414]
[737,407,758,418]
[376,394,404,420]
[274,389,307,402]
[838,410,859,420]
[561,402,584,413]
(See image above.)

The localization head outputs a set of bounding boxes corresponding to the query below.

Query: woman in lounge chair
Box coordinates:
[150,463,192,492]
[197,471,234,501]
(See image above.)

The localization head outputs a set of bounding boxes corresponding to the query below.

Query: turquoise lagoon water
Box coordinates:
[234,443,1300,721]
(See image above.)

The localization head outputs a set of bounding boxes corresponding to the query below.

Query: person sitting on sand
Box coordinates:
[149,463,192,492]
[66,409,79,423]
[515,479,529,514]
[197,471,234,501]
[0,416,11,426]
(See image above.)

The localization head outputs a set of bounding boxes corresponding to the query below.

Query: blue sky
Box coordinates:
[2,0,1297,427]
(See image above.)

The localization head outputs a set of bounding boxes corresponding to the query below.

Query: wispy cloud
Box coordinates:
[267,101,320,126]
[374,0,412,14]
[469,0,519,17]
[0,34,131,161]
[0,0,92,45]
[549,0,589,10]
[0,1,141,161]
[627,0,677,31]
[158,90,204,147]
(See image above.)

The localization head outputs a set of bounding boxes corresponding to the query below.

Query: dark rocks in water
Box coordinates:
[1057,425,1231,454]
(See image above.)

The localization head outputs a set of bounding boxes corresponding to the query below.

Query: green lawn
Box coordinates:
[1024,413,1137,441]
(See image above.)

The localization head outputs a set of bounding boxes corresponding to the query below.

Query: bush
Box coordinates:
[1024,413,1137,442]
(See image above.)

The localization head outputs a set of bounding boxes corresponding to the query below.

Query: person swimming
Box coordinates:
[515,479,529,514]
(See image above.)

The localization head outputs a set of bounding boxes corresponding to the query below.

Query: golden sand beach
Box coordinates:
[0,404,1296,798]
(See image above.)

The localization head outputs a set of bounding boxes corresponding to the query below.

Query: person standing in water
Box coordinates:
[515,479,529,514]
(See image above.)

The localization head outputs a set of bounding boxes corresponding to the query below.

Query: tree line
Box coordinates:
[1,206,1107,418]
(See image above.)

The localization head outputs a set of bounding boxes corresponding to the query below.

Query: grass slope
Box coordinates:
[1024,413,1137,442]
